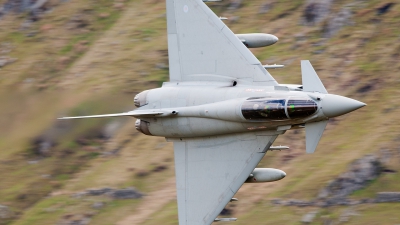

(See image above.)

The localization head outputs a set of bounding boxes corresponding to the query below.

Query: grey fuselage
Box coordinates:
[134,82,326,138]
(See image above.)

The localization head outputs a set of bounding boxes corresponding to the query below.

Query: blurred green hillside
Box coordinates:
[0,0,399,224]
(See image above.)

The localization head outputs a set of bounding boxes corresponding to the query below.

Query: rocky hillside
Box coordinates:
[0,0,399,224]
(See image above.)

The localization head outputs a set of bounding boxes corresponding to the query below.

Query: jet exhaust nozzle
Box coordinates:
[135,119,152,136]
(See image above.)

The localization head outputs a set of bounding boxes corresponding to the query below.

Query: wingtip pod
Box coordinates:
[245,168,286,182]
[236,33,278,48]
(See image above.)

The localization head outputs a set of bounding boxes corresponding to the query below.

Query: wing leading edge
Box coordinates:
[166,0,278,85]
[58,110,164,120]
[170,131,279,225]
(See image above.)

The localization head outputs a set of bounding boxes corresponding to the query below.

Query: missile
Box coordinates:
[269,145,289,151]
[236,33,278,48]
[214,218,237,222]
[263,64,284,69]
[245,168,286,183]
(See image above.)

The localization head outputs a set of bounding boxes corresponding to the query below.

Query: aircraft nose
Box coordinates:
[280,171,286,179]
[321,94,366,118]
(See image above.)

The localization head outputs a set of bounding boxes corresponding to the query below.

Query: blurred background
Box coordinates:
[0,0,400,224]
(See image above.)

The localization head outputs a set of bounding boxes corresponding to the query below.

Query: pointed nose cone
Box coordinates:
[266,34,279,46]
[280,171,286,179]
[321,94,366,118]
[271,35,279,43]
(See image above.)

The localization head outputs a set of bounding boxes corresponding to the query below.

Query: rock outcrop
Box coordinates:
[303,0,333,25]
[0,205,12,219]
[323,7,353,38]
[318,155,382,199]
[73,187,143,199]
[271,155,396,208]
[375,192,400,203]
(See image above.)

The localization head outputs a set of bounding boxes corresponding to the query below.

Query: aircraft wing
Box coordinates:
[166,0,278,86]
[57,110,164,120]
[170,131,279,225]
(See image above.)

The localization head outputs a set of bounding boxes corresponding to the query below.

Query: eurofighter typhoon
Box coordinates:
[60,0,366,224]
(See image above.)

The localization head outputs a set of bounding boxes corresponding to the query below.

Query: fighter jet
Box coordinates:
[60,0,366,224]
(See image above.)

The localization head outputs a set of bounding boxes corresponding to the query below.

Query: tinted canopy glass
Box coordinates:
[242,98,287,121]
[287,98,317,119]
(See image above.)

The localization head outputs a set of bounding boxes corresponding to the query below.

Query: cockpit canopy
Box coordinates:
[287,98,318,119]
[241,97,317,121]
[242,98,286,121]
